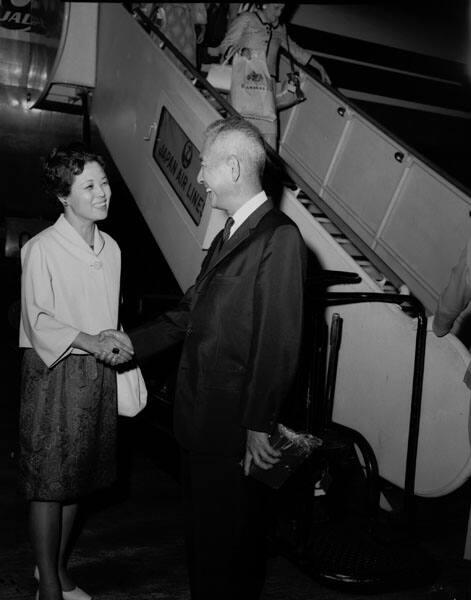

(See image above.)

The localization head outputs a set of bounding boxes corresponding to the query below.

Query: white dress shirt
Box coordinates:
[228,190,268,239]
[19,214,121,368]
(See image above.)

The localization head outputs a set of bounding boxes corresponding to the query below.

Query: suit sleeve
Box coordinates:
[433,240,471,337]
[129,286,194,362]
[129,237,221,362]
[241,224,307,432]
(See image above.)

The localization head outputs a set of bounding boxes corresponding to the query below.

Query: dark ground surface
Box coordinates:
[1,337,471,600]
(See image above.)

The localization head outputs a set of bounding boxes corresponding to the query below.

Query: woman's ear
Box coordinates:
[58,197,69,208]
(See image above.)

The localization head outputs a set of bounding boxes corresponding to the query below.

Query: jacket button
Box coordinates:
[186,327,193,336]
[93,261,102,270]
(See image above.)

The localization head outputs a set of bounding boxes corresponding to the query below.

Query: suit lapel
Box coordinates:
[201,200,273,280]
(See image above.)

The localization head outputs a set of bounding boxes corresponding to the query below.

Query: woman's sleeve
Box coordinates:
[20,241,80,367]
[281,26,312,65]
[219,12,249,59]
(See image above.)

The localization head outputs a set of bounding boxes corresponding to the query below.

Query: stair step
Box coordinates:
[357,260,382,281]
[383,282,398,293]
[316,218,341,235]
[330,235,359,255]
[306,205,325,218]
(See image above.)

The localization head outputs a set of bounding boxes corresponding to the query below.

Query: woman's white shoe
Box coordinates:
[33,566,92,600]
[61,588,92,600]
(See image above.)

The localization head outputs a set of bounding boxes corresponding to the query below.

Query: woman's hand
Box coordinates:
[72,331,134,366]
[318,65,331,85]
[95,330,135,366]
[221,45,251,62]
[309,57,331,85]
[196,24,206,44]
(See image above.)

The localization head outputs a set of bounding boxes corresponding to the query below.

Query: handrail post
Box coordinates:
[323,292,428,530]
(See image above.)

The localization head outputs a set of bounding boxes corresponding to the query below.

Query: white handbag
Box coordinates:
[116,365,148,417]
[206,59,232,92]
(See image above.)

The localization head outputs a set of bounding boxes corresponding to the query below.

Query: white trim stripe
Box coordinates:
[339,89,471,119]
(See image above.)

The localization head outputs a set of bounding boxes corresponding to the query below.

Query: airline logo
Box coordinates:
[0,0,31,31]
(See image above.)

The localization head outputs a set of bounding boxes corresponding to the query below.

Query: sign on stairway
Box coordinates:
[153,107,206,225]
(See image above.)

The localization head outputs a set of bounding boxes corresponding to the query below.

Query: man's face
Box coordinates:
[197,138,232,211]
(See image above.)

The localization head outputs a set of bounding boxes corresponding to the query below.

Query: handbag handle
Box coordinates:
[285,29,304,101]
[221,45,238,64]
[285,29,296,75]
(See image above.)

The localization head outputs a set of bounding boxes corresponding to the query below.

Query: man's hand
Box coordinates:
[243,429,281,476]
[96,329,134,366]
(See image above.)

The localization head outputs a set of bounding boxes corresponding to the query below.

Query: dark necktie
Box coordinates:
[221,217,234,244]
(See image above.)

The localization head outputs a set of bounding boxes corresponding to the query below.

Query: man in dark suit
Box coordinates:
[108,116,307,599]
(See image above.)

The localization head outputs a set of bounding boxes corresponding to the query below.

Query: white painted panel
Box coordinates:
[323,116,407,242]
[376,162,471,308]
[279,76,348,192]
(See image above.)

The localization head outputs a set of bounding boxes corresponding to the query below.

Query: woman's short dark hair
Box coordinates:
[42,143,106,199]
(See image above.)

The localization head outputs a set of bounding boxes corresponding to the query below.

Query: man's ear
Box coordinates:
[227,155,240,183]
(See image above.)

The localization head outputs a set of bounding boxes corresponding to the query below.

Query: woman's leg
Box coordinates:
[30,500,62,600]
[58,503,78,591]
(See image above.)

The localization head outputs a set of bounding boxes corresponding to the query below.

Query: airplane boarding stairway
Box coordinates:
[88,4,471,507]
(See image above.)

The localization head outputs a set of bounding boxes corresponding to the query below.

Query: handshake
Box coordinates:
[94,329,134,366]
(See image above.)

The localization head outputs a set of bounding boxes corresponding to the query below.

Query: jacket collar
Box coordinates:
[202,199,273,277]
[54,214,105,255]
[254,10,280,30]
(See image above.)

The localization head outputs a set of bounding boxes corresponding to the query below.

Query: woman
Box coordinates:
[19,145,134,600]
[220,3,330,148]
[149,3,207,67]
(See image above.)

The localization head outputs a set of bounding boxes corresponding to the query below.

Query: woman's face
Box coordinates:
[261,4,284,25]
[61,161,111,225]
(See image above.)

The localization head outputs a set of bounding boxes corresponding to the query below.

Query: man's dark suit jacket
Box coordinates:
[130,199,307,456]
